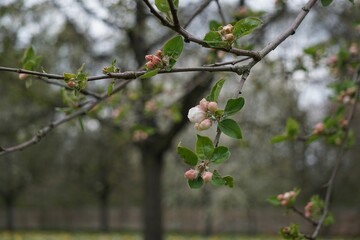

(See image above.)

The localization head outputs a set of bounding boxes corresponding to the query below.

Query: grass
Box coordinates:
[0,231,357,240]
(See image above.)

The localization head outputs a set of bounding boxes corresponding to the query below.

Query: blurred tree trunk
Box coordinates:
[4,194,15,231]
[141,149,164,240]
[99,187,110,232]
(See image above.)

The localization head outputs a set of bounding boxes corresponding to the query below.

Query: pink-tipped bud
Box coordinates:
[280,199,288,206]
[305,210,311,218]
[152,55,162,65]
[67,80,77,88]
[277,194,284,201]
[289,191,296,198]
[184,169,198,180]
[305,201,313,210]
[349,43,358,56]
[208,102,218,112]
[312,122,325,135]
[145,55,154,61]
[327,55,337,66]
[155,50,163,58]
[198,119,212,131]
[188,105,207,123]
[202,171,213,182]
[146,61,156,70]
[199,98,209,111]
[19,73,29,80]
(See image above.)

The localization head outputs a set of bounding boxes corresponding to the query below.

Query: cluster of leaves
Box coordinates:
[63,64,88,92]
[21,46,41,71]
[177,79,245,188]
[204,17,262,50]
[280,223,305,240]
[177,135,233,189]
[102,59,120,96]
[141,35,184,79]
[307,195,335,226]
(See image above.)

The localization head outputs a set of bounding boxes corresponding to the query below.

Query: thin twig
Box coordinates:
[214,0,226,25]
[310,74,360,240]
[167,0,180,28]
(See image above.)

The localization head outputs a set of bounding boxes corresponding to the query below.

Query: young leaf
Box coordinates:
[188,176,203,189]
[206,79,225,102]
[140,69,159,79]
[224,97,245,116]
[210,146,230,164]
[107,80,115,96]
[211,170,225,186]
[163,35,184,60]
[223,175,234,188]
[177,144,198,166]
[267,196,281,206]
[233,17,262,39]
[196,135,214,160]
[209,20,222,31]
[270,135,289,144]
[321,0,333,6]
[218,119,242,139]
[21,46,41,71]
[286,117,299,138]
[155,0,179,12]
[203,31,231,49]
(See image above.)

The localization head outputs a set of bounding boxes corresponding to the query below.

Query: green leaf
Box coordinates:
[188,176,203,189]
[233,17,262,39]
[63,73,76,82]
[210,146,230,164]
[196,135,214,160]
[267,196,281,206]
[224,97,245,116]
[140,69,159,79]
[270,135,289,144]
[78,117,85,131]
[211,170,225,186]
[218,119,242,139]
[286,118,299,138]
[21,46,41,70]
[177,144,198,166]
[321,0,333,6]
[209,20,222,31]
[163,35,184,60]
[155,0,179,13]
[203,31,231,49]
[206,79,225,102]
[324,213,335,226]
[223,175,234,188]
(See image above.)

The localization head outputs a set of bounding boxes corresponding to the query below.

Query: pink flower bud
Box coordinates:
[284,192,291,200]
[281,199,288,206]
[199,98,209,111]
[305,210,311,218]
[19,73,28,80]
[146,61,156,70]
[208,102,218,112]
[152,55,162,65]
[188,105,207,123]
[198,119,212,131]
[327,55,337,66]
[289,191,296,198]
[184,169,198,180]
[349,43,358,56]
[202,171,213,182]
[312,122,324,135]
[145,55,154,61]
[155,50,163,58]
[277,194,284,201]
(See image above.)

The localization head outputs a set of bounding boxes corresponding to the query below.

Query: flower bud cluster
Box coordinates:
[312,122,325,135]
[184,168,213,182]
[337,87,357,105]
[132,130,149,142]
[145,50,168,70]
[187,98,218,131]
[277,190,296,206]
[304,201,313,218]
[219,24,235,43]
